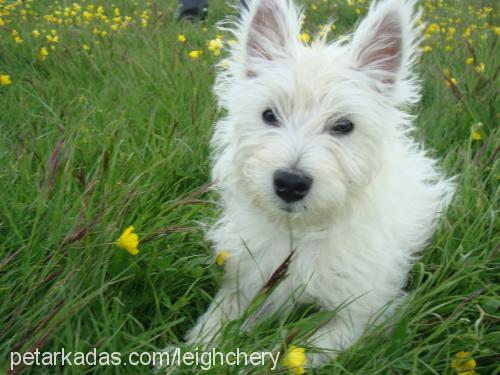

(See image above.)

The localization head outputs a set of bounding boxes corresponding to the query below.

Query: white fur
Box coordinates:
[184,0,454,367]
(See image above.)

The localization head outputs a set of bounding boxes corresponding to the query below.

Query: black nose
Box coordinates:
[273,169,313,203]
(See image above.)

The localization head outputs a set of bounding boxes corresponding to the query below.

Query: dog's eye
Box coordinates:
[262,109,279,126]
[329,118,354,135]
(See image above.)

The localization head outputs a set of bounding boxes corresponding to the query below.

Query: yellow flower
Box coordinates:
[451,351,476,375]
[471,131,481,141]
[445,45,453,52]
[40,47,49,60]
[178,34,186,43]
[283,346,307,375]
[208,38,223,56]
[82,44,90,51]
[47,34,59,43]
[117,225,139,255]
[83,11,92,22]
[32,29,40,38]
[188,50,202,59]
[474,63,485,74]
[14,36,23,44]
[422,45,432,53]
[0,74,12,86]
[299,32,311,43]
[466,57,474,65]
[445,77,458,88]
[216,250,230,266]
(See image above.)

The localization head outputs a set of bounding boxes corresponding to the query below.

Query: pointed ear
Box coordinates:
[241,0,301,76]
[350,0,421,93]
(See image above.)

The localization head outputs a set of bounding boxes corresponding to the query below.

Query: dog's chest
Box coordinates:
[259,234,332,305]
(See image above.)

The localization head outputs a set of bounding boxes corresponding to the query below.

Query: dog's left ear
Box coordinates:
[350,0,421,98]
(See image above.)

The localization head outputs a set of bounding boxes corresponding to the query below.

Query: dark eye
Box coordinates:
[329,118,354,135]
[262,109,279,126]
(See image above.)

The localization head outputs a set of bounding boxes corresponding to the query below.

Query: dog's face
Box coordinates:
[213,0,421,225]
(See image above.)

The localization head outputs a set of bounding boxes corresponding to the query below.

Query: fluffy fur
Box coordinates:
[184,0,455,366]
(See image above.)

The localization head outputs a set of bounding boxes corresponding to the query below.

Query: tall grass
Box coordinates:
[0,0,498,373]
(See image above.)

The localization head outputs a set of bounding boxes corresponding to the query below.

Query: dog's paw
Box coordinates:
[153,345,179,374]
[306,351,337,368]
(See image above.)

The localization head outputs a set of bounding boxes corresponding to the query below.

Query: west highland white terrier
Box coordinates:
[185,0,454,367]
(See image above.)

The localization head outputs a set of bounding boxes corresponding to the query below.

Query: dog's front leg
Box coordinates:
[184,283,242,346]
[306,310,370,367]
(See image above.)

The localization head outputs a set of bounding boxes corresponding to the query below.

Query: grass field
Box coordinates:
[0,0,498,373]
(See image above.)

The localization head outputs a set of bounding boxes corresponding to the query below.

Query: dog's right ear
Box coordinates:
[240,0,301,77]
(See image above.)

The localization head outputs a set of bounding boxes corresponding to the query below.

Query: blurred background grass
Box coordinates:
[0,0,498,373]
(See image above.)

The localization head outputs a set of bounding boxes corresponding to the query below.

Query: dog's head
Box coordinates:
[212,0,422,225]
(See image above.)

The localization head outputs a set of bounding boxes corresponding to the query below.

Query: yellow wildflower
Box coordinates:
[466,57,474,65]
[40,47,49,60]
[178,34,186,43]
[216,250,230,266]
[188,50,202,59]
[474,63,485,74]
[32,29,40,38]
[299,32,311,43]
[83,11,92,22]
[427,23,440,33]
[47,34,59,43]
[0,74,12,86]
[14,36,23,44]
[82,44,90,51]
[471,131,481,141]
[422,45,432,53]
[117,225,139,255]
[208,38,223,56]
[283,346,307,375]
[451,351,476,375]
[445,77,458,88]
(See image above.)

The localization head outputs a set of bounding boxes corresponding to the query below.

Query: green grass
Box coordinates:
[0,0,498,373]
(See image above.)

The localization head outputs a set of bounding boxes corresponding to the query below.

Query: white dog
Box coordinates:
[185,0,454,367]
